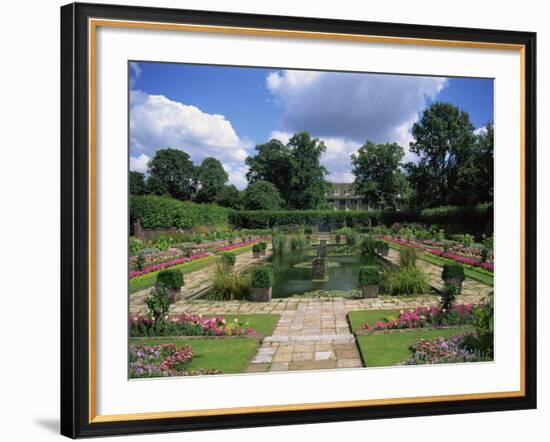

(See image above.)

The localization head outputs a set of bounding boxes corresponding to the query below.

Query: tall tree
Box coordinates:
[195,157,228,203]
[146,148,196,200]
[351,141,407,210]
[405,102,477,208]
[245,132,329,209]
[215,184,243,209]
[242,180,283,210]
[129,171,147,195]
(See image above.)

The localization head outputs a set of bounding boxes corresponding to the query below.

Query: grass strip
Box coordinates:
[356,326,471,367]
[130,337,259,374]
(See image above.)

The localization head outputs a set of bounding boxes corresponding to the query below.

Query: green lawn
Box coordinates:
[129,243,264,294]
[357,326,472,367]
[130,337,259,374]
[207,314,280,336]
[387,243,493,286]
[348,309,399,332]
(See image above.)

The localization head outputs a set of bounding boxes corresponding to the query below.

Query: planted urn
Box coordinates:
[358,265,380,299]
[259,241,268,256]
[250,266,274,302]
[252,243,261,258]
[155,269,184,302]
[441,263,465,294]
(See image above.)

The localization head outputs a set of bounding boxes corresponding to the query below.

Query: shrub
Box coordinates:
[220,252,236,268]
[374,240,389,256]
[289,233,308,251]
[251,267,274,288]
[382,266,428,295]
[441,282,460,310]
[462,293,494,358]
[145,287,172,322]
[130,195,229,230]
[136,252,145,271]
[129,237,144,256]
[442,263,465,282]
[442,240,451,252]
[156,269,184,290]
[304,226,314,235]
[335,233,341,244]
[399,247,418,268]
[252,243,261,253]
[359,236,377,258]
[210,265,251,300]
[259,241,268,251]
[481,246,489,263]
[272,234,287,255]
[346,230,359,248]
[154,236,171,252]
[359,266,380,286]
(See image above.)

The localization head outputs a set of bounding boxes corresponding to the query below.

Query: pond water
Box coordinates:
[270,248,379,298]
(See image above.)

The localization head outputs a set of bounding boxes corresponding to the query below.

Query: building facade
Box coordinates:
[326,183,369,211]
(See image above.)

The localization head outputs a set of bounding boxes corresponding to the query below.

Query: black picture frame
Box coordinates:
[61,2,537,438]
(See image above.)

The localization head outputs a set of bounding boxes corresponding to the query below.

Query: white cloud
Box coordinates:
[265,70,447,180]
[129,62,142,87]
[268,130,292,144]
[474,126,488,136]
[129,153,150,173]
[130,90,253,188]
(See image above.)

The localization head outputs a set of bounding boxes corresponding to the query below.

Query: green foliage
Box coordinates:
[215,185,242,210]
[210,265,251,301]
[359,236,377,258]
[440,282,460,310]
[442,263,465,282]
[382,266,429,296]
[195,157,228,203]
[154,236,170,252]
[156,269,184,290]
[359,266,381,286]
[469,294,494,358]
[346,230,359,248]
[129,237,144,256]
[130,195,229,229]
[220,252,236,268]
[242,180,283,210]
[145,287,172,322]
[250,266,274,288]
[258,241,268,251]
[289,233,308,251]
[252,243,261,253]
[146,148,196,200]
[399,247,418,269]
[135,252,145,272]
[442,240,451,252]
[246,132,329,209]
[272,234,287,255]
[374,240,389,255]
[129,171,147,195]
[351,141,408,209]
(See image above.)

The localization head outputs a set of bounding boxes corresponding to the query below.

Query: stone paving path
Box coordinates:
[130,245,273,312]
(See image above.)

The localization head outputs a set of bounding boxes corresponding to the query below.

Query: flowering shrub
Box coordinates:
[359,304,477,332]
[129,252,210,278]
[426,248,494,272]
[403,334,487,365]
[130,314,256,337]
[130,344,194,377]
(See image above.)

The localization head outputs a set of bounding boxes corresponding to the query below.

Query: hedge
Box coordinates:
[229,203,493,234]
[130,195,229,230]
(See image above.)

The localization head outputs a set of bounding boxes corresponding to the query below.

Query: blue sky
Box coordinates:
[129,62,493,188]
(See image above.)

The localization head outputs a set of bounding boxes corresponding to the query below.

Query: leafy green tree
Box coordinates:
[215,184,242,209]
[405,103,477,208]
[146,148,196,200]
[351,141,408,209]
[242,180,283,210]
[129,171,147,195]
[246,132,329,209]
[195,157,228,203]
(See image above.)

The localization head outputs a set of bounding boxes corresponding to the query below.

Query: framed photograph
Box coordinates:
[60,2,537,438]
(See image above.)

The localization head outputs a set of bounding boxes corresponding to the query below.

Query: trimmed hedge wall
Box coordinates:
[130,195,492,235]
[130,195,229,230]
[229,203,492,234]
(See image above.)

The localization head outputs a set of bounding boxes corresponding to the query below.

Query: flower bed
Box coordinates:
[129,252,210,278]
[215,236,271,253]
[129,343,223,377]
[426,248,494,272]
[130,314,256,337]
[402,334,486,365]
[382,236,422,248]
[359,305,476,332]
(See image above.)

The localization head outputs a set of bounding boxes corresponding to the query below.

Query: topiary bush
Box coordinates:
[359,236,377,258]
[442,263,465,283]
[358,266,380,286]
[156,269,184,290]
[250,266,274,288]
[252,243,261,253]
[259,241,268,251]
[220,252,236,268]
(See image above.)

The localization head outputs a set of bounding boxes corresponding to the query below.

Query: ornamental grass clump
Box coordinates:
[382,266,428,296]
[210,264,251,301]
[272,234,287,255]
[399,247,418,268]
[220,252,236,268]
[289,233,308,251]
